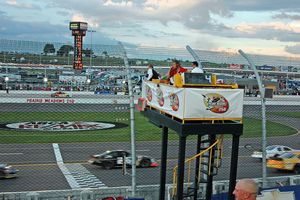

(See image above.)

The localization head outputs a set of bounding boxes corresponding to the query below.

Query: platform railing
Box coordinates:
[171,138,223,197]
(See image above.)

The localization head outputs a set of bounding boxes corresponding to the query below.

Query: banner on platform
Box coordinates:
[143,81,244,120]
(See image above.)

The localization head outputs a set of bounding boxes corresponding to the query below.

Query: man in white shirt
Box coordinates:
[190,61,204,73]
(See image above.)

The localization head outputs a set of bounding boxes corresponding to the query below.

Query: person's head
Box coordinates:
[148,64,153,69]
[192,61,198,68]
[172,60,180,68]
[233,179,258,200]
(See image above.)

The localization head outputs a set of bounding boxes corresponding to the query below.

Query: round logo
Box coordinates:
[0,121,127,132]
[157,87,164,107]
[169,93,179,111]
[202,93,229,113]
[146,85,152,102]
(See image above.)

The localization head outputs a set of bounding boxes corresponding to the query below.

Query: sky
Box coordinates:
[1,0,300,58]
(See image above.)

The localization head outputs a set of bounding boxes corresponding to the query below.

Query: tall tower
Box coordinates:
[69,22,88,70]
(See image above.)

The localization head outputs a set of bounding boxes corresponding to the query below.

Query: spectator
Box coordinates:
[146,64,160,81]
[166,60,187,84]
[233,178,258,200]
[190,61,204,73]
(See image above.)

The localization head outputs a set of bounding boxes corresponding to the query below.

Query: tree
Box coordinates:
[43,44,55,55]
[83,48,93,57]
[57,45,74,56]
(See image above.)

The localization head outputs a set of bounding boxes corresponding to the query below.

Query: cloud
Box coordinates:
[285,44,300,54]
[223,0,300,12]
[200,22,300,43]
[0,10,117,44]
[273,12,300,20]
[5,0,41,10]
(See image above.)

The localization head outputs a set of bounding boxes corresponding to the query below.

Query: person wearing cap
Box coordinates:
[233,179,258,200]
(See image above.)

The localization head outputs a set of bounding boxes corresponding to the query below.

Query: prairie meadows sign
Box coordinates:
[0,121,127,132]
[27,98,75,104]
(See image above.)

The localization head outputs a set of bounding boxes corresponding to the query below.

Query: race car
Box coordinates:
[88,150,158,169]
[267,151,300,174]
[251,145,294,160]
[0,163,18,179]
[50,91,72,98]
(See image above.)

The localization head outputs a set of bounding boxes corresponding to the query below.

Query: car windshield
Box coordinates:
[279,153,294,158]
[266,146,277,150]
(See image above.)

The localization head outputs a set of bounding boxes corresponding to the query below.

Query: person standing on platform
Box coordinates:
[146,64,160,81]
[166,60,187,84]
[190,61,204,73]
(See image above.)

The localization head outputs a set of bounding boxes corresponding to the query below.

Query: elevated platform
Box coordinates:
[143,108,243,137]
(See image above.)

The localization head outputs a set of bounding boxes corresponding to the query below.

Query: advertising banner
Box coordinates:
[143,81,243,120]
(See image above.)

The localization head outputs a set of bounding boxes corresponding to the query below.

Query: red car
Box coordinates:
[51,91,72,98]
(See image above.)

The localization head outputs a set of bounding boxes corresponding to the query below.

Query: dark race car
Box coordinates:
[0,163,18,179]
[88,150,158,169]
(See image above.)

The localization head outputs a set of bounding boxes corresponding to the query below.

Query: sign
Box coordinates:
[143,81,243,120]
[0,121,127,132]
[27,98,75,104]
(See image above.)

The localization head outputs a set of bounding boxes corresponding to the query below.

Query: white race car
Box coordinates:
[251,145,294,160]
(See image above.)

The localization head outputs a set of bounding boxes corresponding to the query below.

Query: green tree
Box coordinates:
[43,44,55,54]
[57,45,74,56]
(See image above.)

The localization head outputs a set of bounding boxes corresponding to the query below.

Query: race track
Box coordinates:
[0,93,299,192]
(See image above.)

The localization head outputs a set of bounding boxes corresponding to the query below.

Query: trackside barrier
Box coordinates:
[1,176,300,200]
[1,185,159,200]
[167,175,300,200]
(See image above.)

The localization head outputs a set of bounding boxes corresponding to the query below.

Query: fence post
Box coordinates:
[119,42,137,197]
[239,49,267,188]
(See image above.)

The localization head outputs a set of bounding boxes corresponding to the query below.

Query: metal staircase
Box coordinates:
[172,135,224,200]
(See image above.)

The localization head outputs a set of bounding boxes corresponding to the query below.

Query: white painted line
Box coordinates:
[52,143,64,164]
[52,143,80,189]
[0,153,23,155]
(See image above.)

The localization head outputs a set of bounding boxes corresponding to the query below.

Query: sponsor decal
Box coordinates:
[169,93,179,111]
[27,98,75,104]
[146,85,152,102]
[156,87,164,107]
[202,93,229,113]
[0,121,127,132]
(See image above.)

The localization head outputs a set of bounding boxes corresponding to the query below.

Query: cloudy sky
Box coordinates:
[1,0,300,57]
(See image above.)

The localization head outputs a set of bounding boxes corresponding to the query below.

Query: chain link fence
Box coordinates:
[0,39,300,199]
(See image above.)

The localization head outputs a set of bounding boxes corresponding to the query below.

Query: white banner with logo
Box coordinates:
[143,81,244,120]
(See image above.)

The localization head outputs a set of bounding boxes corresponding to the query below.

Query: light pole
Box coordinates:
[43,67,48,90]
[87,30,96,68]
[86,78,91,91]
[4,76,9,94]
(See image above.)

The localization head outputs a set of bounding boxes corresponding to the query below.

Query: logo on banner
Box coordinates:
[169,93,179,111]
[146,85,152,102]
[202,93,229,113]
[0,121,127,132]
[156,87,164,106]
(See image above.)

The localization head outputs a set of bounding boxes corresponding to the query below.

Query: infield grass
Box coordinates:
[0,112,297,143]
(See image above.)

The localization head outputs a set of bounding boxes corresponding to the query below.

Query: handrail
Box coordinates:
[172,139,222,196]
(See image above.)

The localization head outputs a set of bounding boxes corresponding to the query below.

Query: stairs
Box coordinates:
[172,134,224,200]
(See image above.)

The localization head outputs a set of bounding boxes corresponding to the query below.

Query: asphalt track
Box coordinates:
[0,95,299,192]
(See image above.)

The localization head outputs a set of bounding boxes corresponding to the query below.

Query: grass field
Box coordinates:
[269,112,300,118]
[0,112,297,143]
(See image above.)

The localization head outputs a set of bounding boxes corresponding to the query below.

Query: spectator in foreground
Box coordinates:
[190,61,204,73]
[233,178,258,200]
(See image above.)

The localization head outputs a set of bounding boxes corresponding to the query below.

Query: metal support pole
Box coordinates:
[206,134,216,200]
[193,135,202,200]
[227,134,240,200]
[176,136,187,200]
[159,126,168,200]
[239,49,267,188]
[119,42,136,196]
[186,45,204,70]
